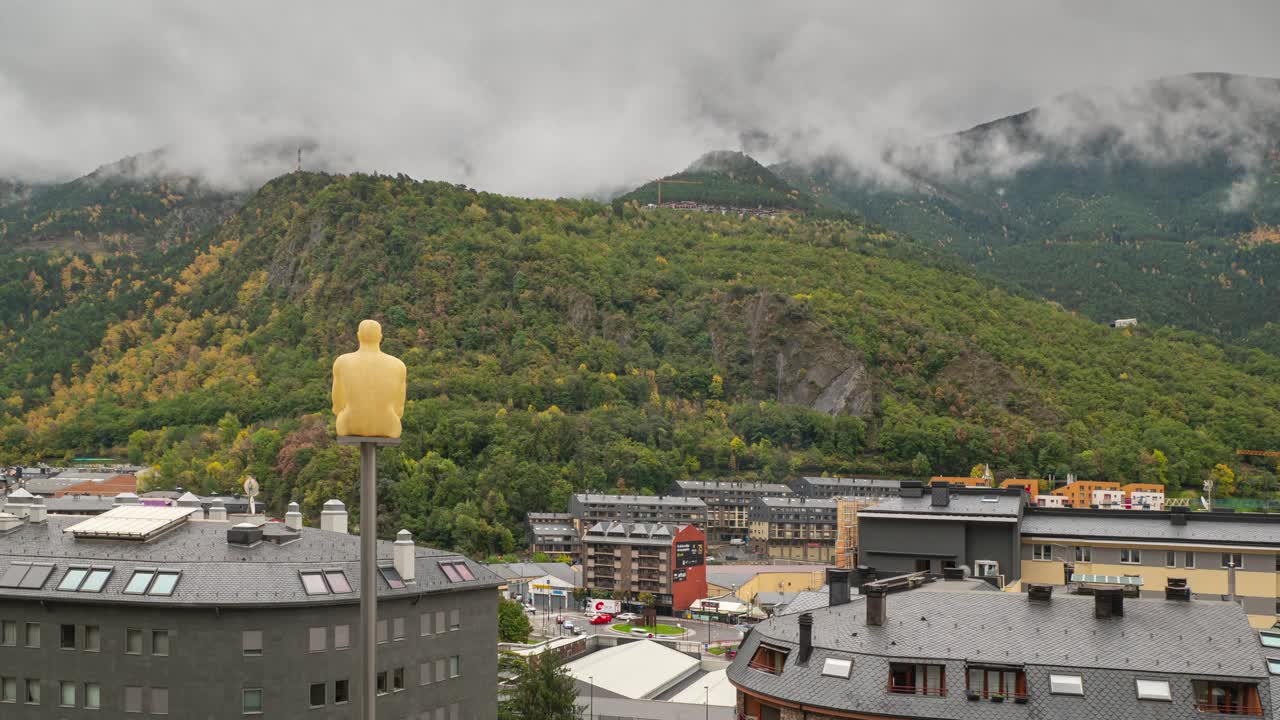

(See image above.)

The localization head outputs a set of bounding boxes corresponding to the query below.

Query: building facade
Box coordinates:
[670,480,793,543]
[525,512,582,561]
[1020,507,1280,628]
[0,499,500,719]
[581,522,706,611]
[568,494,707,529]
[747,497,838,563]
[856,484,1025,583]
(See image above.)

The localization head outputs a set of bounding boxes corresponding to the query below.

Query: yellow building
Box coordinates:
[1019,508,1280,628]
[705,565,828,604]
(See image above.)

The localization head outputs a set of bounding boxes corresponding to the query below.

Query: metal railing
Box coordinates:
[1193,702,1263,716]
[888,683,947,697]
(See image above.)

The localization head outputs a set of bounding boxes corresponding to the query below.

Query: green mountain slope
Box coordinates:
[775,73,1280,343]
[6,172,1280,554]
[621,150,815,209]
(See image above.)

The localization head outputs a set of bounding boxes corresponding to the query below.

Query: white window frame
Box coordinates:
[1032,544,1052,561]
[1135,678,1171,701]
[1120,549,1141,564]
[974,560,999,578]
[1074,546,1091,562]
[1222,553,1244,569]
[1048,674,1083,696]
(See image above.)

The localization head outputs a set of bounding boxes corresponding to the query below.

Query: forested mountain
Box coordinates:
[0,154,245,424]
[774,73,1280,346]
[5,172,1280,556]
[620,150,815,209]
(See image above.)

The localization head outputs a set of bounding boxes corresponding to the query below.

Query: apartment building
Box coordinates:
[0,496,500,719]
[581,522,707,611]
[1020,506,1280,628]
[1049,479,1165,509]
[525,512,582,561]
[670,480,793,543]
[729,573,1279,718]
[788,476,904,500]
[568,494,707,529]
[747,497,838,563]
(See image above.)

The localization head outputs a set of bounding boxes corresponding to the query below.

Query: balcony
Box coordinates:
[1194,704,1263,716]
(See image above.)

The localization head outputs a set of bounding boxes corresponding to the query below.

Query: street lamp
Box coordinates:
[588,675,594,720]
[704,685,709,720]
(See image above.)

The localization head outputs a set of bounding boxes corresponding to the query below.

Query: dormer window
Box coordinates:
[748,644,788,675]
[889,663,946,696]
[967,665,1025,700]
[1193,680,1262,716]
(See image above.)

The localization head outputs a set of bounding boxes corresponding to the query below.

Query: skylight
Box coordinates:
[1260,631,1280,648]
[1268,658,1280,676]
[122,569,181,596]
[822,658,852,679]
[1135,679,1171,701]
[438,560,474,583]
[300,569,353,595]
[0,563,54,590]
[380,566,406,589]
[1049,674,1083,696]
[56,566,112,593]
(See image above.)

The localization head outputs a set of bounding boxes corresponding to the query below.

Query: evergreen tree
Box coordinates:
[498,599,533,643]
[498,651,583,720]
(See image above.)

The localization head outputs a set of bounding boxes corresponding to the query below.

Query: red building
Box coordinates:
[583,521,707,611]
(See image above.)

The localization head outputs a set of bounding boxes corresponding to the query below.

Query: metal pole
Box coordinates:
[589,676,594,720]
[360,442,377,720]
[704,686,709,720]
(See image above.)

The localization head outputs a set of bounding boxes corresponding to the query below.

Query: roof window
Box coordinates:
[122,569,181,596]
[56,566,112,593]
[822,658,852,679]
[300,569,352,595]
[981,496,999,503]
[438,561,475,583]
[1267,658,1280,676]
[1049,674,1083,696]
[0,562,54,590]
[1136,679,1171,701]
[379,566,406,589]
[1260,631,1280,649]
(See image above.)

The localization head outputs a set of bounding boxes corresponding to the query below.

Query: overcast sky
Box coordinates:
[2,2,1278,197]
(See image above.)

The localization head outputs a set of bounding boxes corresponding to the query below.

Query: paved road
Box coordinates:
[529,608,745,646]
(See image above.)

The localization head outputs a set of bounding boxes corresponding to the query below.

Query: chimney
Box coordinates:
[320,499,349,534]
[227,522,264,547]
[865,585,887,626]
[0,512,22,533]
[827,568,851,607]
[176,491,201,508]
[852,565,876,590]
[394,529,416,582]
[285,502,303,531]
[1094,587,1124,618]
[1026,583,1053,603]
[114,492,139,505]
[797,613,814,663]
[27,497,46,523]
[1165,578,1191,601]
[930,483,950,507]
[1170,507,1188,526]
[207,498,228,522]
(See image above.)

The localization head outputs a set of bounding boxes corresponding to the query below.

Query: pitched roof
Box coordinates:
[0,515,499,607]
[1022,510,1280,548]
[860,491,1024,519]
[564,639,700,699]
[573,493,707,508]
[673,480,792,493]
[729,589,1272,720]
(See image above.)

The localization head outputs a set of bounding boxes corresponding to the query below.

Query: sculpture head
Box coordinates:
[357,319,382,349]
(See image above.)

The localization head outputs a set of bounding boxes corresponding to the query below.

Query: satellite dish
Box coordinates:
[243,476,260,515]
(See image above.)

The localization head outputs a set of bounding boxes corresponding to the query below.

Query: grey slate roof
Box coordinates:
[860,492,1024,519]
[17,476,85,495]
[530,522,578,538]
[583,521,686,546]
[1022,511,1280,548]
[673,480,792,493]
[485,561,579,586]
[0,514,500,608]
[729,589,1275,719]
[573,493,707,508]
[42,495,116,514]
[756,497,838,509]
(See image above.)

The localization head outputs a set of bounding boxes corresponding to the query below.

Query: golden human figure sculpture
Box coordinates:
[331,320,407,438]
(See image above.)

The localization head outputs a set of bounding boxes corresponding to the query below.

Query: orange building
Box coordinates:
[1048,480,1166,508]
[998,478,1039,499]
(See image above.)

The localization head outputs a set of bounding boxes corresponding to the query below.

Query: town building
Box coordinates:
[856,483,1025,582]
[485,561,580,611]
[788,476,904,500]
[581,522,706,612]
[747,497,838,563]
[729,571,1280,719]
[568,494,707,529]
[1020,506,1280,628]
[1049,478,1165,509]
[0,495,501,719]
[525,512,582,561]
[670,480,793,543]
[51,474,138,498]
[706,565,830,606]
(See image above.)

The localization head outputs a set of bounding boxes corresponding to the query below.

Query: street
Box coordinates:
[529,608,747,647]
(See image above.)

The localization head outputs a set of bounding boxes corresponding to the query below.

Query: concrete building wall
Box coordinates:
[0,588,497,719]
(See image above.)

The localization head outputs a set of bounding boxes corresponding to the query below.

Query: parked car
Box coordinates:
[615,612,641,622]
[589,613,613,625]
[571,625,584,635]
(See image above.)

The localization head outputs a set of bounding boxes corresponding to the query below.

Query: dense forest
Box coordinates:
[620,151,815,210]
[3,172,1280,556]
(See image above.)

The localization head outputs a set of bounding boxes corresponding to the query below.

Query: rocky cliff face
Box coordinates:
[714,290,874,417]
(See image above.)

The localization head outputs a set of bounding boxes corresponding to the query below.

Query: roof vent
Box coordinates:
[827,568,851,607]
[207,499,228,522]
[930,484,950,507]
[320,499,348,534]
[798,613,814,663]
[285,502,303,531]
[941,566,966,581]
[176,491,202,508]
[1165,578,1191,601]
[864,584,887,626]
[114,492,139,505]
[227,522,263,547]
[899,481,924,499]
[1027,583,1054,603]
[0,512,23,534]
[1170,507,1189,526]
[262,523,301,546]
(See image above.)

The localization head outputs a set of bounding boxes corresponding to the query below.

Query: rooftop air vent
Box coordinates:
[227,522,264,547]
[1027,583,1054,603]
